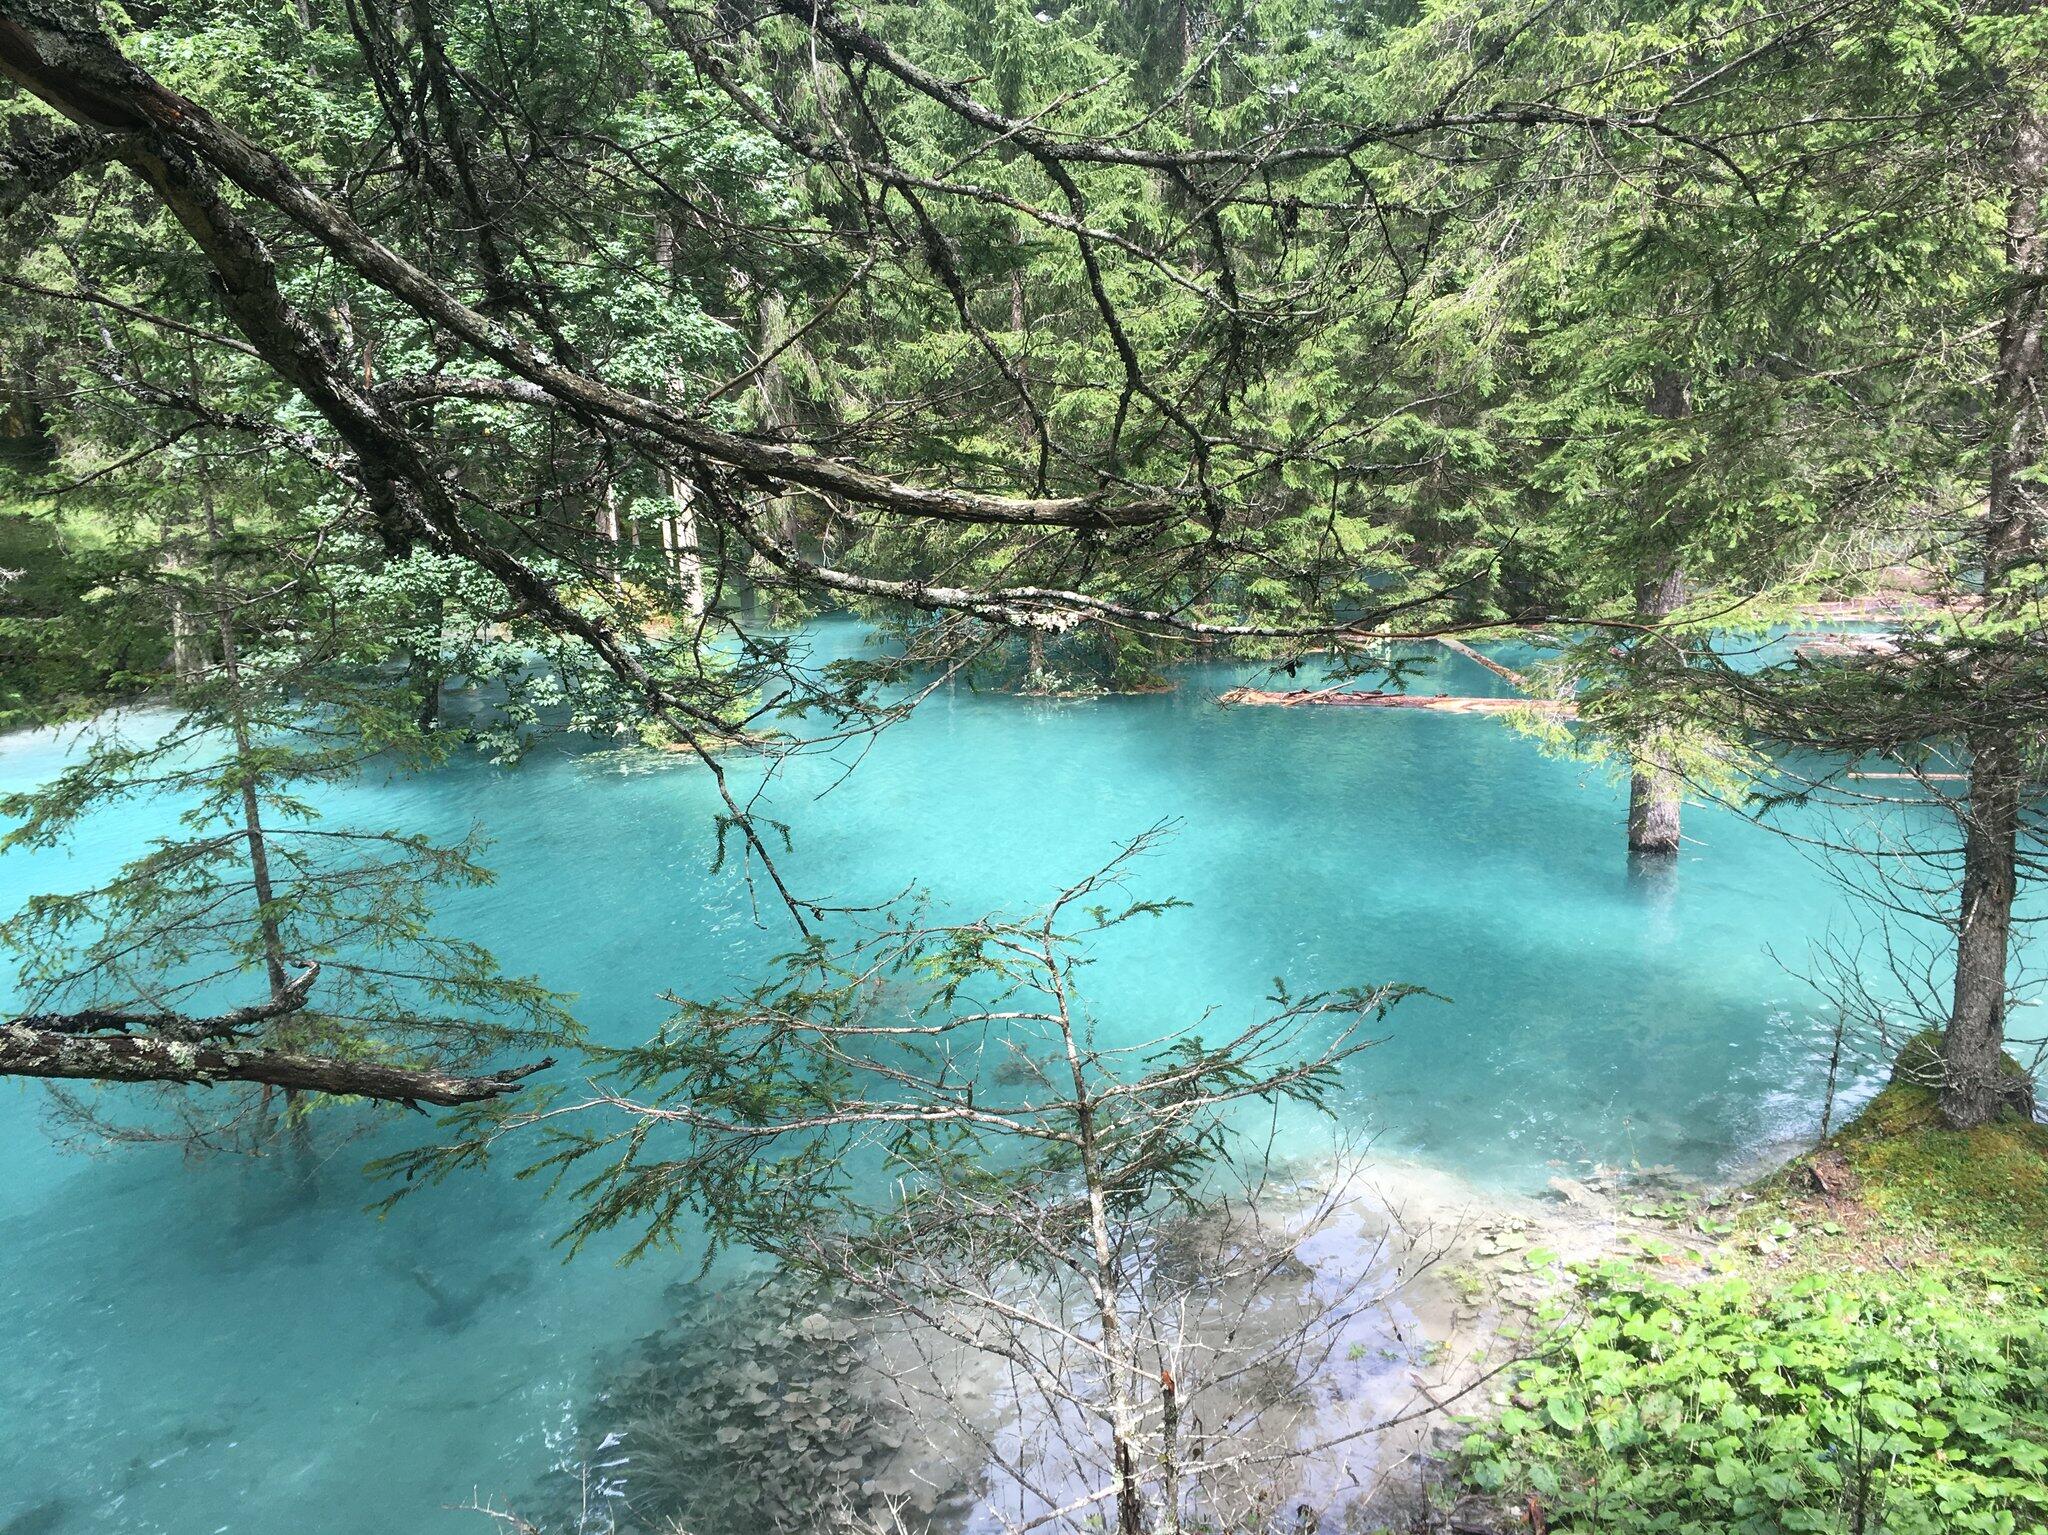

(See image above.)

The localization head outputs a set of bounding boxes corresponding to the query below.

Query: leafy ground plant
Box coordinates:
[1462,1259,2048,1534]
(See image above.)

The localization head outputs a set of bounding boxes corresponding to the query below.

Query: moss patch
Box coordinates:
[1830,1082,2048,1269]
[1740,1057,2048,1285]
[1889,1025,2035,1112]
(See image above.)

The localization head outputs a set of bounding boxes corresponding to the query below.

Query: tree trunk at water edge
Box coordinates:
[1627,369,1689,856]
[1944,728,2025,1126]
[1940,83,2047,1127]
[1626,552,1686,856]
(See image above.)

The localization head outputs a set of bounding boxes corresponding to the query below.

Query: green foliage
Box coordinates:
[1463,1262,2048,1535]
[1,0,2046,1524]
[0,496,166,729]
[1471,1072,2048,1535]
[0,477,584,1141]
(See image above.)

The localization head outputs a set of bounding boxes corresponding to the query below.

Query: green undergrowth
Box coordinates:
[1456,1066,2048,1534]
[1461,1263,2048,1534]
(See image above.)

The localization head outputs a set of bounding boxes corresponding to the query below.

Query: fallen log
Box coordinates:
[1219,686,1576,716]
[1433,635,1533,690]
[1792,594,1980,621]
[1,962,554,1108]
[0,1022,553,1108]
[1792,631,1901,661]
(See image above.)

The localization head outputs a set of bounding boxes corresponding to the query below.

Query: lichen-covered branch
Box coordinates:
[0,1023,553,1108]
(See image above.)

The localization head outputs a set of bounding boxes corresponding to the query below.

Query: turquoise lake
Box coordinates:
[0,625,1969,1533]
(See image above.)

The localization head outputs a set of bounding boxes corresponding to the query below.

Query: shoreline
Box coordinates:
[1286,1149,1779,1528]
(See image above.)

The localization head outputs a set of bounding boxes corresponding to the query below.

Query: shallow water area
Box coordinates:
[0,621,1979,1533]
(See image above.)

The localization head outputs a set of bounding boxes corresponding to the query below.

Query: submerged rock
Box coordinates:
[532,1278,976,1535]
[1545,1175,1603,1209]
[0,1501,70,1535]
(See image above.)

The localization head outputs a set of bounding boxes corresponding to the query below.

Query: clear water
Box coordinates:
[0,624,1951,1532]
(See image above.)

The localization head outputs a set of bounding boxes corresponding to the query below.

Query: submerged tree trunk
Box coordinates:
[1941,92,2046,1128]
[1628,370,1690,856]
[1626,552,1687,855]
[1625,774,1684,854]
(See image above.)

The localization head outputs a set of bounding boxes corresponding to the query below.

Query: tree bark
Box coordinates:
[661,472,706,618]
[1624,562,1686,855]
[0,1023,551,1106]
[1625,769,1683,855]
[1945,727,2025,1125]
[1627,372,1689,856]
[0,114,110,215]
[1941,82,2047,1128]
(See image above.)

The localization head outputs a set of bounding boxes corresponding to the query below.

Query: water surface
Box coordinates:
[0,626,1937,1532]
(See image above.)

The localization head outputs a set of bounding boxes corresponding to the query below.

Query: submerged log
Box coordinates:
[1792,594,1981,621]
[1218,686,1575,716]
[1793,631,1901,661]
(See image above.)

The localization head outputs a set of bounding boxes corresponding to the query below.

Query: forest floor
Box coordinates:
[1366,1073,2048,1534]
